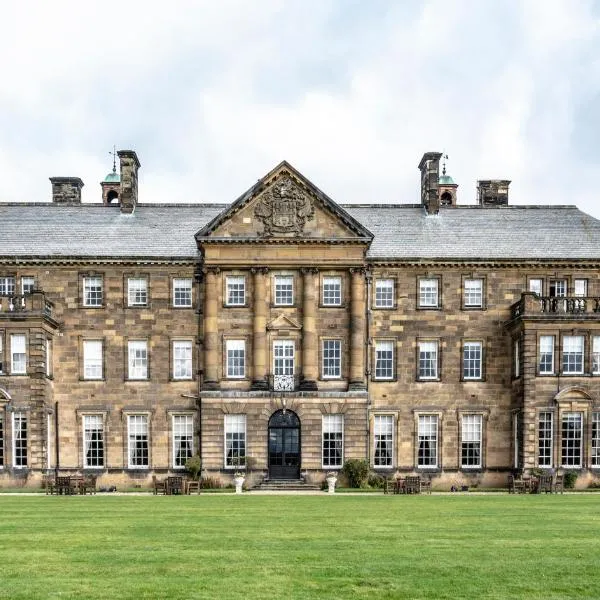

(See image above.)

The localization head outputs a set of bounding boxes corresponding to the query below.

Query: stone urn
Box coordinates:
[326,473,338,494]
[233,474,245,494]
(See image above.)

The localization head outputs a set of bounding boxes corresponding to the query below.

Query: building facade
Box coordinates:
[1,150,600,489]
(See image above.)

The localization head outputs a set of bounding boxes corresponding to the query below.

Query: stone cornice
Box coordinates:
[0,256,196,266]
[366,259,600,269]
[197,237,371,245]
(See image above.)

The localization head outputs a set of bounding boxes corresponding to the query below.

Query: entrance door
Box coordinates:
[268,410,300,479]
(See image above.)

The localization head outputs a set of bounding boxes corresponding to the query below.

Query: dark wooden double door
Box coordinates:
[268,410,300,479]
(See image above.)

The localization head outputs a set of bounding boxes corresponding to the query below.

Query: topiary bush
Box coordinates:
[185,454,202,480]
[564,471,578,489]
[342,459,370,488]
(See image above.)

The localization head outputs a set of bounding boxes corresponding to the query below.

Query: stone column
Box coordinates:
[349,268,367,390]
[300,268,318,390]
[203,267,220,390]
[251,268,269,390]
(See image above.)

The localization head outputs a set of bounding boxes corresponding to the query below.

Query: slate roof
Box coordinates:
[2,202,600,261]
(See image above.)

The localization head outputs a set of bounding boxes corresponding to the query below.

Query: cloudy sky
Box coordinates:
[1,0,599,216]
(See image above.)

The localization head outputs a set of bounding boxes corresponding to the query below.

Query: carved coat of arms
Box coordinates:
[254,176,315,236]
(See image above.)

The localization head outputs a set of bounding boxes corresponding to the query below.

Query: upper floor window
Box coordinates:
[528,278,543,295]
[127,278,148,306]
[593,336,600,375]
[562,335,584,375]
[274,276,294,306]
[128,340,148,380]
[549,279,567,298]
[173,278,192,307]
[464,279,483,308]
[374,340,394,380]
[463,341,483,380]
[322,340,341,379]
[574,279,587,297]
[322,277,342,306]
[0,334,4,374]
[419,278,439,308]
[83,340,103,380]
[83,276,103,307]
[0,276,15,296]
[226,340,245,379]
[375,279,394,308]
[11,334,26,374]
[418,340,438,380]
[21,277,35,295]
[173,340,193,380]
[226,276,246,306]
[539,335,555,375]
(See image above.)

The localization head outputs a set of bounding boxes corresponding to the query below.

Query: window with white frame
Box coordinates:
[127,278,148,306]
[419,278,439,308]
[173,340,193,380]
[528,278,543,295]
[226,276,246,306]
[128,340,148,380]
[463,341,482,380]
[83,276,103,307]
[538,412,553,468]
[322,414,343,468]
[83,340,103,380]
[562,336,584,374]
[83,415,104,468]
[322,276,342,306]
[225,414,246,468]
[21,277,35,295]
[375,279,394,308]
[593,336,600,375]
[418,340,438,380]
[274,276,294,306]
[574,279,587,297]
[173,415,193,468]
[0,414,4,467]
[561,412,582,468]
[128,415,149,468]
[173,278,192,307]
[11,334,26,374]
[549,279,567,298]
[13,412,27,468]
[418,415,438,468]
[226,340,245,378]
[0,276,15,296]
[592,412,600,468]
[322,340,341,379]
[539,336,555,375]
[374,340,394,380]
[461,414,482,468]
[273,340,294,376]
[514,338,520,377]
[464,279,483,308]
[373,415,393,467]
[0,334,4,374]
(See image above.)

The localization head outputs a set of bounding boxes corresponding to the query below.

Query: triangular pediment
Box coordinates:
[195,161,373,242]
[266,314,302,331]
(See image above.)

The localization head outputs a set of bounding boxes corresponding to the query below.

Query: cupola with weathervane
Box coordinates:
[438,154,458,207]
[101,146,121,205]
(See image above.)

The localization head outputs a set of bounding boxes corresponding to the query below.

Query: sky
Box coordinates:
[1,0,599,216]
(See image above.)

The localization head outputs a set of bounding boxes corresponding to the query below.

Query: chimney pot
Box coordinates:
[418,152,443,215]
[117,150,141,214]
[477,180,510,206]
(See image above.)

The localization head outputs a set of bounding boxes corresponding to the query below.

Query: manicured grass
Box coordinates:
[0,495,598,599]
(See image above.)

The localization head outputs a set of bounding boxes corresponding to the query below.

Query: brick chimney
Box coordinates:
[477,180,510,207]
[49,177,84,204]
[117,150,140,214]
[418,152,443,215]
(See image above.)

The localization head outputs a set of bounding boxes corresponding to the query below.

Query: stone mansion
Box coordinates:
[1,150,600,489]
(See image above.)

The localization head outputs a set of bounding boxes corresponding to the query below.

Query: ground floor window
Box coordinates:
[374,415,393,468]
[418,415,438,468]
[561,412,582,468]
[13,412,27,468]
[322,414,343,468]
[83,415,104,468]
[128,415,149,469]
[538,412,553,468]
[173,415,193,468]
[225,414,246,468]
[0,414,4,467]
[592,413,600,468]
[461,414,482,469]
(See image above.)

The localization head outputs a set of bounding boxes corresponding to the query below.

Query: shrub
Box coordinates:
[564,471,578,489]
[367,473,386,489]
[342,459,370,488]
[185,454,202,480]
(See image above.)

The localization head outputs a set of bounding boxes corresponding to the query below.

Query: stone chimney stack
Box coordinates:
[418,152,443,215]
[117,150,140,214]
[477,180,510,207]
[49,177,84,204]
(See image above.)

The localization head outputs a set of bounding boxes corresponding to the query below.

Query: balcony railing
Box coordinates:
[511,293,600,320]
[268,374,300,392]
[0,292,53,318]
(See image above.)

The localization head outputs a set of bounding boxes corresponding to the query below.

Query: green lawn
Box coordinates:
[0,495,598,599]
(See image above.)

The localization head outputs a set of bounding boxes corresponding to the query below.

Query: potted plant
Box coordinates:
[325,471,338,494]
[232,456,246,494]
